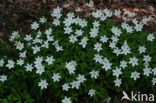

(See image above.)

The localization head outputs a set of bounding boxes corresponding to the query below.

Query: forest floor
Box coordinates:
[0,0,156,102]
[0,0,156,37]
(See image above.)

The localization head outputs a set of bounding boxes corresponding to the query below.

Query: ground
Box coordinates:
[0,0,156,102]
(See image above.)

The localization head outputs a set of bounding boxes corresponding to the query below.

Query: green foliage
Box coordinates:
[0,11,156,103]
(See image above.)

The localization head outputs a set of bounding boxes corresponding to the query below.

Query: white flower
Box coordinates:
[126,26,134,33]
[27,42,32,46]
[64,26,73,34]
[79,41,87,48]
[56,46,63,52]
[86,1,94,8]
[121,22,128,29]
[144,62,149,68]
[79,36,88,48]
[31,22,39,30]
[12,31,19,37]
[36,30,42,38]
[89,70,99,79]
[53,40,59,46]
[111,36,119,43]
[122,44,131,54]
[105,10,112,17]
[114,9,121,17]
[45,56,55,65]
[76,74,86,83]
[35,56,43,64]
[67,12,75,19]
[39,16,47,24]
[102,58,110,64]
[102,62,112,71]
[0,74,7,82]
[17,58,24,66]
[25,63,33,72]
[75,29,83,36]
[45,28,52,36]
[90,27,98,38]
[100,35,108,43]
[132,18,138,24]
[100,14,107,21]
[74,16,81,25]
[143,67,152,76]
[33,38,42,44]
[121,41,131,55]
[19,51,27,58]
[69,35,78,44]
[94,42,102,52]
[143,55,152,62]
[24,34,32,41]
[32,45,40,54]
[120,60,127,69]
[147,34,155,41]
[113,47,121,56]
[134,23,143,32]
[62,83,70,91]
[11,31,20,39]
[62,97,72,103]
[129,57,138,67]
[111,27,122,37]
[93,20,100,28]
[88,89,95,97]
[75,8,82,12]
[65,62,76,74]
[114,78,122,87]
[152,78,156,85]
[9,35,15,42]
[103,8,108,14]
[93,54,102,63]
[147,16,151,22]
[16,41,24,51]
[79,19,87,28]
[51,6,62,19]
[34,61,42,68]
[142,17,148,25]
[37,31,41,38]
[41,40,49,48]
[38,79,48,89]
[47,35,54,42]
[152,68,156,75]
[0,59,4,67]
[63,18,72,26]
[131,71,140,80]
[109,42,116,49]
[138,46,146,54]
[52,73,61,82]
[112,67,122,78]
[36,65,45,75]
[70,61,77,66]
[70,81,80,89]
[53,18,60,26]
[122,17,129,22]
[6,60,15,69]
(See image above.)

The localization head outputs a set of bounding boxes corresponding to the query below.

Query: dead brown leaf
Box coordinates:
[123,9,136,18]
[148,6,155,15]
[62,4,70,8]
[133,8,140,12]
